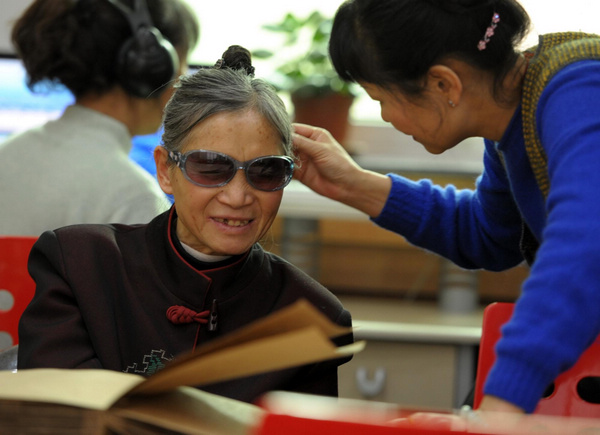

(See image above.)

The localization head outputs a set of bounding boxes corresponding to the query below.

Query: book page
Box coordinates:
[0,369,143,410]
[128,299,361,395]
[110,386,264,435]
[130,327,364,395]
[162,299,351,367]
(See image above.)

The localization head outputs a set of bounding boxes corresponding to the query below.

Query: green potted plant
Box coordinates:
[253,11,357,148]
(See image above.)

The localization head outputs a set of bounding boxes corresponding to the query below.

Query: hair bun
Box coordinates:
[216,45,255,76]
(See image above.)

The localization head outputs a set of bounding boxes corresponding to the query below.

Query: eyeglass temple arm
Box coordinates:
[167,150,181,165]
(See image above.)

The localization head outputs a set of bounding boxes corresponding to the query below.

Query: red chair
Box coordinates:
[0,236,37,350]
[474,302,600,418]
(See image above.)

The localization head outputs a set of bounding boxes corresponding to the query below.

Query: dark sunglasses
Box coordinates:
[168,149,294,192]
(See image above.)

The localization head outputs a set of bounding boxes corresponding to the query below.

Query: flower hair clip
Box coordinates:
[477,12,500,51]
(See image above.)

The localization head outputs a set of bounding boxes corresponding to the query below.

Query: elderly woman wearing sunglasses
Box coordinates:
[17,46,353,403]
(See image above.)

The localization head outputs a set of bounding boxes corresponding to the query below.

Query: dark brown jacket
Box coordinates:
[18,208,353,402]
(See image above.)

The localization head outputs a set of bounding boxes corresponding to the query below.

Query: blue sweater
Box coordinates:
[372,60,600,412]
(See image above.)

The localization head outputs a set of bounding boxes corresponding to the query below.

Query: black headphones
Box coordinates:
[106,0,179,98]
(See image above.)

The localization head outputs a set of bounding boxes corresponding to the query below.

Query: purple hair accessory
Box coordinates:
[477,12,500,51]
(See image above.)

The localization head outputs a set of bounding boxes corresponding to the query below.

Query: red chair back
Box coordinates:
[0,236,37,350]
[474,302,600,417]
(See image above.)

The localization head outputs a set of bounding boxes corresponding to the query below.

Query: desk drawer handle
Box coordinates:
[356,367,386,397]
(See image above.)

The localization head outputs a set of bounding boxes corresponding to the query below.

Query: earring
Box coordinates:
[448,99,456,108]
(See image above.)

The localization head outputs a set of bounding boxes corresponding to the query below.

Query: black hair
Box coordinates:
[215,45,256,77]
[329,0,531,101]
[11,0,200,98]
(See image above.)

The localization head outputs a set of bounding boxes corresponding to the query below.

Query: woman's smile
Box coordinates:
[212,217,252,228]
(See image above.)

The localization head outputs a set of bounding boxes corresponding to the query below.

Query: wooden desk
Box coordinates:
[337,296,483,410]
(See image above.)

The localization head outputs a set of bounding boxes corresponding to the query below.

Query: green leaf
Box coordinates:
[252,49,274,59]
[255,10,357,97]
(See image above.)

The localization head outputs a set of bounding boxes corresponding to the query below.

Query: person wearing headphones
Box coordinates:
[0,0,199,236]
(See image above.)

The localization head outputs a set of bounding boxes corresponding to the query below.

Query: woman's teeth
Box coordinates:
[214,218,250,227]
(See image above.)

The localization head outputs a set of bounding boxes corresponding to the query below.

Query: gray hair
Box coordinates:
[161,68,293,159]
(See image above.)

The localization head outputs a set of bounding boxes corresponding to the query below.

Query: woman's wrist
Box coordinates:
[341,169,392,218]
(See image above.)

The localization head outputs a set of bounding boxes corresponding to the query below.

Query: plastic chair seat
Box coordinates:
[0,236,37,350]
[474,302,600,418]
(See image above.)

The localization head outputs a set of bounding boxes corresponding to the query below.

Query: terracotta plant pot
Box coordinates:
[291,92,354,148]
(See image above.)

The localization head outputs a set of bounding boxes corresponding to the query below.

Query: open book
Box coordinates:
[0,299,364,434]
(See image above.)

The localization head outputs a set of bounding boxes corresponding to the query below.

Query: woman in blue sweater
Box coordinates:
[292,0,600,417]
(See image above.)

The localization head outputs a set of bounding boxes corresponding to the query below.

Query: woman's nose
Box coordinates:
[216,170,254,206]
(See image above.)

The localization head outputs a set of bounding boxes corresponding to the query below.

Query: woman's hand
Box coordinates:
[477,395,525,414]
[292,123,362,199]
[392,395,525,431]
[292,123,392,218]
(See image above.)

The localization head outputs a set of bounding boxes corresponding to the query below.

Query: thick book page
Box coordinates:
[128,299,362,395]
[109,387,264,435]
[193,298,351,355]
[160,299,351,365]
[130,327,364,395]
[0,369,142,410]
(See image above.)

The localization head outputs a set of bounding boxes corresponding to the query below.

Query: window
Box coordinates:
[185,0,600,124]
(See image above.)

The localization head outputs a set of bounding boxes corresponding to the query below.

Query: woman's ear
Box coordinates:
[154,146,174,195]
[427,64,463,106]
